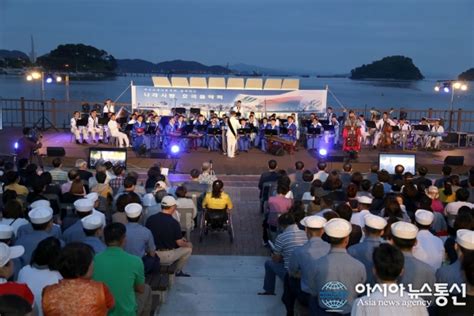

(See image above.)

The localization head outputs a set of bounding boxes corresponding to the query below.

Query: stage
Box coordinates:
[0,128,472,175]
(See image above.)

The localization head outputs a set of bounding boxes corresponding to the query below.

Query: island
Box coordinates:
[458,68,474,81]
[350,55,424,80]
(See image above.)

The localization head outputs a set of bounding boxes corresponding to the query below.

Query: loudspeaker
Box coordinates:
[47,147,65,157]
[444,156,464,166]
[269,145,285,156]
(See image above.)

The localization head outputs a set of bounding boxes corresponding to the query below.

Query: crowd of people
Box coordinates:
[257,160,474,315]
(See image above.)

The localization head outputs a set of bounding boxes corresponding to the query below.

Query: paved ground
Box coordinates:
[157,255,285,315]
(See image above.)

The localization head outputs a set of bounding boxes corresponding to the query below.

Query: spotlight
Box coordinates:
[443,87,450,93]
[170,145,180,154]
[45,77,53,84]
[453,82,461,89]
[14,142,18,150]
[55,76,62,83]
[319,148,328,157]
[461,84,468,91]
[26,75,33,81]
[434,86,440,92]
[31,72,41,80]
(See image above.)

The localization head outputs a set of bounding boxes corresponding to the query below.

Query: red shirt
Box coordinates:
[0,282,34,305]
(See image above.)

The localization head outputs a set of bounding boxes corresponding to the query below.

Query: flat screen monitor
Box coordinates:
[88,147,127,169]
[379,153,416,174]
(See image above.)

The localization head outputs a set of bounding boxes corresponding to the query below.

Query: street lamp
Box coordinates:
[434,80,469,131]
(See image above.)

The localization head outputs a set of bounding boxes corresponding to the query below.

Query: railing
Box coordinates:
[0,98,473,133]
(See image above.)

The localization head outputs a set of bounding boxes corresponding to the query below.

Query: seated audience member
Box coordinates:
[144,165,161,192]
[365,164,379,184]
[0,199,29,236]
[290,170,314,201]
[445,188,474,228]
[381,198,411,222]
[352,244,429,315]
[128,171,146,196]
[41,172,62,197]
[124,203,159,275]
[26,177,47,204]
[263,180,292,243]
[434,165,452,188]
[61,177,86,204]
[259,213,307,296]
[313,162,328,183]
[93,223,151,316]
[81,214,106,254]
[258,159,280,193]
[288,161,305,184]
[348,214,387,285]
[202,180,233,212]
[390,221,436,296]
[75,159,93,183]
[412,209,444,270]
[49,158,68,183]
[91,172,113,202]
[18,237,62,316]
[109,165,126,195]
[439,179,457,204]
[415,166,433,188]
[3,171,28,197]
[322,172,345,202]
[63,198,105,243]
[103,162,115,180]
[146,196,192,277]
[334,203,362,247]
[369,182,385,214]
[142,189,167,222]
[443,212,473,264]
[88,163,109,189]
[306,194,321,215]
[356,179,373,198]
[61,169,82,194]
[42,243,115,315]
[308,218,366,315]
[340,163,353,188]
[286,215,329,311]
[350,196,372,228]
[0,243,34,305]
[182,168,208,193]
[175,186,197,220]
[425,185,444,213]
[113,193,133,225]
[437,229,474,289]
[198,161,217,186]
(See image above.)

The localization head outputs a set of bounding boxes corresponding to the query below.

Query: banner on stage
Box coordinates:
[131,85,327,113]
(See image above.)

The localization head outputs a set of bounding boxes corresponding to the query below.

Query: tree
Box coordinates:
[458,68,474,81]
[350,56,424,80]
[37,44,117,74]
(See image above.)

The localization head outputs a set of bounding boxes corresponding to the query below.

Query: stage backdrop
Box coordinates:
[131,85,327,114]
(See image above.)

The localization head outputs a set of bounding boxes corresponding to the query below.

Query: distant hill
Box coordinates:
[458,68,474,81]
[350,56,424,80]
[0,49,29,60]
[117,59,231,74]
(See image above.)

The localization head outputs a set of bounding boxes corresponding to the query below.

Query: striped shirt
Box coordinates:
[274,224,307,270]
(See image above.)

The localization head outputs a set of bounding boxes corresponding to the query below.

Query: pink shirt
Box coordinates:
[266,195,292,227]
[431,199,444,213]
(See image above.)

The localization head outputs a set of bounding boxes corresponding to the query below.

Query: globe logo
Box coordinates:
[319,281,348,311]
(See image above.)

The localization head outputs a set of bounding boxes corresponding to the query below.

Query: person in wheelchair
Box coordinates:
[202,180,233,214]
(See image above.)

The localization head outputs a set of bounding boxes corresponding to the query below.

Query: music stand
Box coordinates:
[146,125,157,135]
[125,124,134,132]
[308,127,322,135]
[98,117,109,126]
[207,127,220,135]
[319,119,329,126]
[366,121,376,129]
[196,125,207,132]
[279,127,289,135]
[76,119,87,127]
[322,125,335,132]
[392,126,400,132]
[414,125,429,131]
[265,129,278,136]
[183,125,194,135]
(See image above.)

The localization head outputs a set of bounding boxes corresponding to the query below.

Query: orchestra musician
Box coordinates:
[103,99,115,115]
[207,116,222,152]
[248,113,259,146]
[226,111,241,158]
[237,119,251,152]
[358,114,368,145]
[87,110,104,143]
[71,111,87,144]
[327,114,340,145]
[307,117,322,150]
[221,115,228,155]
[342,110,362,155]
[426,119,444,150]
[194,114,208,148]
[283,116,297,144]
[163,117,178,150]
[132,115,150,151]
[149,115,162,149]
[414,117,430,148]
[323,106,334,120]
[107,113,130,148]
[396,118,411,149]
[374,111,395,149]
[258,117,269,151]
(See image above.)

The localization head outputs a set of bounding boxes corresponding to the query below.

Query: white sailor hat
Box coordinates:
[300,215,327,229]
[85,192,99,203]
[324,218,352,238]
[81,214,103,230]
[391,221,418,240]
[364,214,387,230]
[28,207,53,224]
[125,203,143,218]
[0,225,13,240]
[456,229,474,250]
[415,209,434,226]
[161,196,177,207]
[0,243,24,268]
[357,196,373,204]
[30,199,50,209]
[73,198,94,213]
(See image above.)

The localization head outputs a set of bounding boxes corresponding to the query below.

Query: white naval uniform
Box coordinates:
[87,116,104,141]
[413,229,445,270]
[427,125,444,149]
[70,117,86,141]
[374,118,395,145]
[107,120,129,147]
[226,116,241,158]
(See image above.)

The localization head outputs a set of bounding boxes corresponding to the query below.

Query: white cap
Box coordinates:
[30,200,50,209]
[357,196,373,204]
[415,209,434,226]
[85,192,99,203]
[0,225,13,240]
[324,218,352,238]
[142,193,157,207]
[456,229,474,250]
[161,196,177,207]
[81,214,102,230]
[28,207,53,224]
[0,243,24,268]
[300,215,327,229]
[125,203,143,218]
[391,221,418,240]
[364,214,387,230]
[74,199,94,213]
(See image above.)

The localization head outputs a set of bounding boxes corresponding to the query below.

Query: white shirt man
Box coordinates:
[70,111,86,144]
[87,110,104,142]
[226,112,241,158]
[427,121,444,149]
[107,114,129,148]
[103,99,115,114]
[373,114,395,146]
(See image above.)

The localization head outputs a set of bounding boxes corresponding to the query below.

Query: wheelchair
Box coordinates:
[199,208,234,243]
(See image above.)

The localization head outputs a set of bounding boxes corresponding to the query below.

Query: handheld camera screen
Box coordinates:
[379,153,416,174]
[88,148,127,169]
